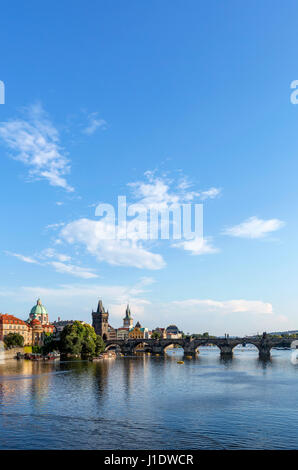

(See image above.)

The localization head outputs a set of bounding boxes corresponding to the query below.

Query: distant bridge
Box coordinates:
[105,334,295,358]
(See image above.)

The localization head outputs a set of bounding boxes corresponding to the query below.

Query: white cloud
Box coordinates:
[0,103,74,191]
[223,216,285,239]
[83,112,106,135]
[0,281,289,336]
[5,247,97,279]
[58,172,220,268]
[39,248,71,262]
[4,251,40,264]
[60,218,165,270]
[158,297,289,336]
[200,187,221,200]
[0,281,151,324]
[173,237,219,255]
[172,298,273,315]
[49,261,98,279]
[45,222,65,230]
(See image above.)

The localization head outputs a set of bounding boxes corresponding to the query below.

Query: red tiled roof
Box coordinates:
[0,314,28,326]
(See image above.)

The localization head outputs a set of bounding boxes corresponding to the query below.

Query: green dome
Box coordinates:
[30,298,48,315]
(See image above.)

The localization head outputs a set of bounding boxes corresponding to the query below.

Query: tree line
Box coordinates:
[3,321,106,358]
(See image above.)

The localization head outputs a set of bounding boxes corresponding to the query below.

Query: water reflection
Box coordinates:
[0,350,298,449]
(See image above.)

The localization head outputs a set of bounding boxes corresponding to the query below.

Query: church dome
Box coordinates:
[31,318,42,327]
[30,298,48,316]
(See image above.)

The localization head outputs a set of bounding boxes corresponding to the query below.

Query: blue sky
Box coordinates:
[0,0,297,335]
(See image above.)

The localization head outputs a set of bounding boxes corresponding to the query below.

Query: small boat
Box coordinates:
[177,361,184,364]
[92,356,104,361]
[31,354,43,361]
[45,352,60,361]
[92,351,117,361]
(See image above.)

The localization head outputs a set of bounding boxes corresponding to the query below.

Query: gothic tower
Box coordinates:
[123,304,133,329]
[92,300,109,340]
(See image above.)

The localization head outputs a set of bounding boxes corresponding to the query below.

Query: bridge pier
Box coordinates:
[219,345,233,357]
[258,334,272,359]
[152,344,165,355]
[258,345,271,359]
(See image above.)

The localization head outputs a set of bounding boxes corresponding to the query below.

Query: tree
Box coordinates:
[42,333,58,355]
[4,333,24,348]
[59,321,104,358]
[151,331,161,340]
[95,335,105,355]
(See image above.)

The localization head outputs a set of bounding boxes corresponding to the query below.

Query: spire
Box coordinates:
[97,300,105,313]
[125,304,131,318]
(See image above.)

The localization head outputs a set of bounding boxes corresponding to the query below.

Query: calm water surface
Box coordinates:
[0,347,298,449]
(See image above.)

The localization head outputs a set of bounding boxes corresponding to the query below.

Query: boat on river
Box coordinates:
[92,351,117,361]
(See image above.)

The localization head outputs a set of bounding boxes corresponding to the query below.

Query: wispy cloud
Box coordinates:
[0,281,151,323]
[48,261,98,279]
[4,251,40,264]
[173,237,219,255]
[223,216,285,239]
[200,187,221,200]
[172,298,273,315]
[0,103,74,191]
[83,112,106,135]
[45,222,65,230]
[5,248,97,279]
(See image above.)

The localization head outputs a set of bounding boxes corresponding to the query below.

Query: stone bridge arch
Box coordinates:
[191,340,222,354]
[162,341,185,355]
[132,341,153,353]
[105,343,123,352]
[232,341,260,354]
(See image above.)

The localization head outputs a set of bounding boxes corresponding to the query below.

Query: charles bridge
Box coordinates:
[105,333,295,358]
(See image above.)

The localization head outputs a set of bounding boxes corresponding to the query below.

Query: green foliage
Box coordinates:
[95,335,105,355]
[59,321,105,358]
[4,333,24,348]
[32,345,42,354]
[42,333,58,355]
[151,331,162,339]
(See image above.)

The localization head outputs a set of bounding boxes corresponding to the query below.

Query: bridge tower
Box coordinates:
[92,300,109,341]
[123,304,133,329]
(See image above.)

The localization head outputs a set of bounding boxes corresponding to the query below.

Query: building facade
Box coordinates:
[0,298,54,346]
[166,324,183,339]
[117,327,129,340]
[129,321,148,339]
[0,314,31,344]
[152,327,167,339]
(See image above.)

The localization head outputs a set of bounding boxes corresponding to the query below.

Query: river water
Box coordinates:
[0,347,297,449]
